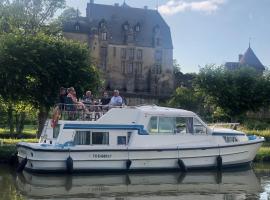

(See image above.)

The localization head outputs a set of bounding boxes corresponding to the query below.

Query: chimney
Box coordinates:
[144,6,148,9]
[114,3,119,6]
[90,0,94,4]
[239,54,243,61]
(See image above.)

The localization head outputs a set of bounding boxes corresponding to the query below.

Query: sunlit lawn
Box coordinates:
[0,125,37,135]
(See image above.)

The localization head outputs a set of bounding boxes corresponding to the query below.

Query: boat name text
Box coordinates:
[92,154,112,158]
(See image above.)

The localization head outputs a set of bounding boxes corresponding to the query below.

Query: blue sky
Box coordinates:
[66,0,270,73]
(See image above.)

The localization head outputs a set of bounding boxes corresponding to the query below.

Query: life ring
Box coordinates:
[51,106,61,128]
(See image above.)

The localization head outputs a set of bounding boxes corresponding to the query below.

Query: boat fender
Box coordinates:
[16,157,27,173]
[216,155,222,171]
[66,156,73,174]
[177,159,187,172]
[126,159,132,170]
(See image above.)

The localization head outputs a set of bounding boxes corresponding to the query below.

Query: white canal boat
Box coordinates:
[17,105,264,173]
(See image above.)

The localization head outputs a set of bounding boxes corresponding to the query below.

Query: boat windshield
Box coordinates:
[147,116,207,134]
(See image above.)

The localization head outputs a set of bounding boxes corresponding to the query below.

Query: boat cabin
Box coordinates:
[40,105,214,147]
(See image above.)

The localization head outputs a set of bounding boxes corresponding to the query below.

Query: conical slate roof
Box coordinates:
[239,47,265,70]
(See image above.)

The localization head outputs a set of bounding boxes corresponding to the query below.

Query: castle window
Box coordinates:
[156,38,161,46]
[99,19,107,29]
[113,47,116,57]
[101,32,107,41]
[156,64,162,74]
[121,61,125,74]
[127,62,133,74]
[155,50,162,62]
[153,25,160,34]
[123,21,129,31]
[121,48,126,59]
[137,49,143,60]
[135,23,140,32]
[75,24,80,31]
[128,48,134,59]
[136,62,142,74]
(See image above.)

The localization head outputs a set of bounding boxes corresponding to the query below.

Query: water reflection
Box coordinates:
[16,169,262,200]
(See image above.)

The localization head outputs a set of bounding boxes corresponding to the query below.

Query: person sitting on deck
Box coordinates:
[100,91,111,106]
[109,90,123,107]
[82,91,94,106]
[67,87,89,113]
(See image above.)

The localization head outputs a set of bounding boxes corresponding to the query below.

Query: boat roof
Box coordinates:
[95,105,197,125]
[136,105,196,116]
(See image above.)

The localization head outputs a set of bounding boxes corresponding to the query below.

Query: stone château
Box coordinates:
[63,1,174,104]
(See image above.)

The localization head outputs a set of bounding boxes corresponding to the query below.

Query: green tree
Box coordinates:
[0,0,65,34]
[168,87,203,113]
[173,60,197,88]
[0,33,100,136]
[195,65,270,121]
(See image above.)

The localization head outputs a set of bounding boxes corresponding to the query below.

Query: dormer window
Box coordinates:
[101,32,107,41]
[99,19,107,29]
[75,23,80,31]
[153,25,160,35]
[123,21,129,31]
[135,23,140,32]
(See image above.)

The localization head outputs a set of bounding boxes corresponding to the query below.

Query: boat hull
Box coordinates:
[17,140,263,173]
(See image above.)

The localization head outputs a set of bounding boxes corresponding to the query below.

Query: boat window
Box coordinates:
[74,131,91,145]
[159,117,175,133]
[223,136,238,143]
[175,117,193,134]
[92,132,109,145]
[53,124,61,138]
[193,118,207,134]
[117,136,127,145]
[147,116,207,135]
[148,116,158,134]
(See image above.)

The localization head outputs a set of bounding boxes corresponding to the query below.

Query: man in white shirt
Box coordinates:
[109,90,123,106]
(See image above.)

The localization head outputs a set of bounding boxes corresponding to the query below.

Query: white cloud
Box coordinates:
[158,0,226,15]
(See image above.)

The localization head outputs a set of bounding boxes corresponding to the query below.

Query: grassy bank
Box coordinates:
[0,125,37,134]
[0,125,37,139]
[254,147,270,162]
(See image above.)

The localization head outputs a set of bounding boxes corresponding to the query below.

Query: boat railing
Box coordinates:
[53,103,124,121]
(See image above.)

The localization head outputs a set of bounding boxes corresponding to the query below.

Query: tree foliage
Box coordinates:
[168,87,203,113]
[0,33,100,135]
[0,33,100,108]
[195,65,270,120]
[0,0,66,34]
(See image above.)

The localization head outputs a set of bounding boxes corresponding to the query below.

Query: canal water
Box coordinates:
[1,164,270,200]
